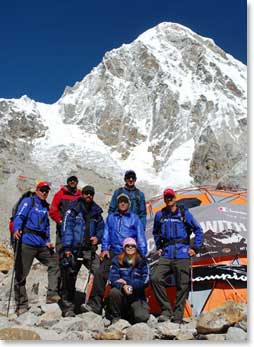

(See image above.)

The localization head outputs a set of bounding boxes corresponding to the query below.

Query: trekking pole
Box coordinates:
[7,238,20,317]
[190,256,194,317]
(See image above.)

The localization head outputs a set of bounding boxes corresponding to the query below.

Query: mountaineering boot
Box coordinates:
[80,303,101,315]
[15,306,29,317]
[63,310,75,318]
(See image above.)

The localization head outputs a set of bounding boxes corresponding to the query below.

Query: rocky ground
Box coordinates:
[0,245,248,341]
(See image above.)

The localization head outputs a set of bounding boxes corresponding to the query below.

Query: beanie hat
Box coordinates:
[123,237,137,248]
[163,188,176,198]
[36,181,51,190]
[67,175,78,184]
[82,185,95,195]
[117,193,131,206]
[124,170,137,180]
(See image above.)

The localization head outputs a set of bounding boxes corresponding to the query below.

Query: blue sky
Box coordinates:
[0,0,247,104]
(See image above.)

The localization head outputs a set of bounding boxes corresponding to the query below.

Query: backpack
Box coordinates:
[117,187,141,213]
[9,191,36,234]
[159,205,193,247]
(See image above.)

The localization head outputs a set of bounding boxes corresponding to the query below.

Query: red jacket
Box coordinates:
[49,186,82,224]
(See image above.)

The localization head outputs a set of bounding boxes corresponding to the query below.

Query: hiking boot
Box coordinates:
[80,303,101,315]
[63,310,75,318]
[15,307,29,317]
[46,294,61,304]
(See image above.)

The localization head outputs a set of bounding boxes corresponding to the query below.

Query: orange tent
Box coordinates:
[145,185,247,317]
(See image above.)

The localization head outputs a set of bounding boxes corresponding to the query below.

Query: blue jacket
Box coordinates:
[108,187,147,230]
[102,211,147,257]
[109,255,150,301]
[61,198,104,251]
[13,195,50,247]
[153,206,203,259]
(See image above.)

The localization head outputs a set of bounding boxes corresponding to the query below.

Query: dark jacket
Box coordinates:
[13,195,50,247]
[108,187,147,230]
[102,210,147,257]
[109,255,150,301]
[153,206,203,259]
[61,197,104,251]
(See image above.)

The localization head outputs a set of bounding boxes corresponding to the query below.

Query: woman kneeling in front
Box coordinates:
[105,237,150,324]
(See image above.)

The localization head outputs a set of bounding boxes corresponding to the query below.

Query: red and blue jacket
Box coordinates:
[49,185,81,224]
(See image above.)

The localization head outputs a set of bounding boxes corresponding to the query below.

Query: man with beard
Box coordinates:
[49,176,81,253]
[60,185,104,317]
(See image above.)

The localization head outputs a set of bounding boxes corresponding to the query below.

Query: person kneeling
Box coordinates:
[105,237,150,324]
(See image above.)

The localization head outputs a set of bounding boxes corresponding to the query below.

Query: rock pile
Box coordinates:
[0,244,247,341]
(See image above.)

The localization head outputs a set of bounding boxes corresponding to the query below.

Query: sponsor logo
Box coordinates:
[194,272,247,282]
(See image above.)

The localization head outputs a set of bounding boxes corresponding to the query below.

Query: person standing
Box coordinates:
[82,193,147,314]
[13,182,60,316]
[108,170,147,231]
[151,188,203,323]
[60,185,104,317]
[49,176,81,253]
[105,237,150,324]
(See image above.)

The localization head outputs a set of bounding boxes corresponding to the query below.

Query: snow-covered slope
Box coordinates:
[0,22,247,196]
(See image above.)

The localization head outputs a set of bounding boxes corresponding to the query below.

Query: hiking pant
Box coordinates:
[87,252,116,313]
[55,225,62,254]
[151,257,190,321]
[106,287,150,323]
[14,243,60,310]
[60,250,100,314]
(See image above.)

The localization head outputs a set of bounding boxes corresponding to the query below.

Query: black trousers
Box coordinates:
[106,287,150,323]
[87,252,116,313]
[61,250,100,314]
[151,257,190,320]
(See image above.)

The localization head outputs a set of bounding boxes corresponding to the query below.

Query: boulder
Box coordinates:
[156,321,180,339]
[0,327,41,340]
[36,310,62,328]
[226,327,247,341]
[126,322,156,340]
[196,301,247,334]
[95,329,125,340]
[0,245,13,272]
[107,318,131,332]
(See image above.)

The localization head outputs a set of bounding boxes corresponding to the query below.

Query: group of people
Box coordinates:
[11,170,203,325]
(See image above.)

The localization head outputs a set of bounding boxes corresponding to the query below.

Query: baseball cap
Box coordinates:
[163,188,176,198]
[124,170,137,180]
[67,175,78,184]
[117,193,131,205]
[36,182,51,190]
[82,185,95,195]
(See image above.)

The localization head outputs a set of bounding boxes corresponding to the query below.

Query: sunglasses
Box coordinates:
[126,175,136,180]
[84,191,94,196]
[39,188,50,194]
[125,244,136,249]
[164,195,175,201]
[119,200,129,204]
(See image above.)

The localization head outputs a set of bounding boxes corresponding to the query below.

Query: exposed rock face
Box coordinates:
[0,22,247,238]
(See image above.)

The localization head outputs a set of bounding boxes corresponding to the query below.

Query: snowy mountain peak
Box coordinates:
[0,22,247,199]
